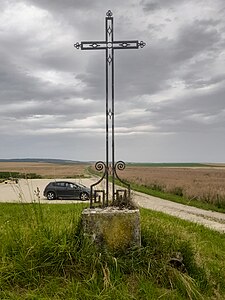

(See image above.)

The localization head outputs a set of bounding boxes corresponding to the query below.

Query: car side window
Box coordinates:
[56,182,65,187]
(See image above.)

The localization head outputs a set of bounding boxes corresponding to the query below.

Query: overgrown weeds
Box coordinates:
[0,203,225,299]
[116,166,225,211]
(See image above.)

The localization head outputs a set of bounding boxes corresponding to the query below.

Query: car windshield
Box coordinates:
[77,183,86,188]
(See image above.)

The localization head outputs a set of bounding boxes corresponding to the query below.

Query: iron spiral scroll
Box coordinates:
[90,160,130,208]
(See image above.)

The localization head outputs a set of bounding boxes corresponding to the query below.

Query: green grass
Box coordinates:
[0,171,42,179]
[0,203,225,299]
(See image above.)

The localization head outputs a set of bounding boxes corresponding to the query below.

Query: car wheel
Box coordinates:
[80,192,89,201]
[47,191,56,200]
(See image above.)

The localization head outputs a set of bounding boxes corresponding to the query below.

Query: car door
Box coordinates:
[62,182,74,198]
[73,184,81,198]
[55,182,67,198]
[63,183,80,199]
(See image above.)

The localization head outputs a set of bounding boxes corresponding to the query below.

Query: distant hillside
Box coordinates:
[0,158,91,165]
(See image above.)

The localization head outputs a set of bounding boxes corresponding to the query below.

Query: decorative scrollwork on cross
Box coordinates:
[74,42,81,49]
[95,161,106,172]
[107,54,112,64]
[119,42,130,48]
[115,160,126,171]
[90,43,100,48]
[138,41,146,48]
[106,10,113,17]
[107,26,112,35]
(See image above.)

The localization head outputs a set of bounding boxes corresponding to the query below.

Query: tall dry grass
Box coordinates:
[119,167,225,206]
[1,203,217,299]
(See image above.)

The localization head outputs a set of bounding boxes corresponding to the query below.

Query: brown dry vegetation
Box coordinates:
[119,166,225,205]
[2,162,225,206]
[0,162,90,178]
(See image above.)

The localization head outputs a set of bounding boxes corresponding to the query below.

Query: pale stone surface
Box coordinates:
[81,207,141,251]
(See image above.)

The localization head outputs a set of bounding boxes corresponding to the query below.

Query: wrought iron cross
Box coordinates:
[75,10,145,207]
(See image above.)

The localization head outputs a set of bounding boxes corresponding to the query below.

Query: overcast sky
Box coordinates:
[0,0,225,163]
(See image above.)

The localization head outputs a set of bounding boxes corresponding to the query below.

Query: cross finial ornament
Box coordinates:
[75,11,146,207]
[106,10,113,17]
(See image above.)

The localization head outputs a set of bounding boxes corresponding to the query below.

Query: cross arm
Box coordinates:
[74,40,146,50]
[74,41,108,50]
[112,40,146,49]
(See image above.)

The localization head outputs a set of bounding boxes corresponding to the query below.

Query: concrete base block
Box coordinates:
[81,207,141,251]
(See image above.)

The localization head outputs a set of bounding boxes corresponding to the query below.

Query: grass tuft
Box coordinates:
[0,203,225,299]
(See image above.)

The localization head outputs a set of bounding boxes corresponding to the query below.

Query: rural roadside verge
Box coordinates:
[1,178,225,233]
[133,190,225,233]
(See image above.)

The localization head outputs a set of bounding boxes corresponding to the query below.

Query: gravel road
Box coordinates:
[133,191,225,233]
[1,178,225,233]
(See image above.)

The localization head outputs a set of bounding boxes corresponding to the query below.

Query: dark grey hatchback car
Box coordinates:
[43,181,90,200]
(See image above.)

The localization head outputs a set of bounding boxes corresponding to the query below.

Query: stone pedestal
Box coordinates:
[81,207,141,251]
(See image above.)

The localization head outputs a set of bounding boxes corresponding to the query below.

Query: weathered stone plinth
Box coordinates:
[82,207,141,251]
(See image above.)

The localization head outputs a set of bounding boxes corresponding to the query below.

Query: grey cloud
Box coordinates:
[0,58,41,103]
[78,15,223,102]
[183,73,225,89]
[76,43,171,102]
[0,40,83,104]
[0,0,224,162]
[74,16,222,102]
[75,54,105,100]
[24,0,131,15]
[0,4,82,76]
[0,63,78,104]
[143,84,225,135]
[141,2,159,11]
[141,0,185,11]
[0,133,105,161]
[41,50,79,73]
[0,98,98,117]
[172,20,221,62]
[138,19,223,95]
[182,86,225,114]
[24,0,98,12]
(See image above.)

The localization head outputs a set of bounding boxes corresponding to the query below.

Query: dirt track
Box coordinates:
[1,178,225,233]
[133,191,225,233]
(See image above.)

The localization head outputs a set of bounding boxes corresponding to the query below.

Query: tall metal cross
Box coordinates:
[75,10,145,207]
